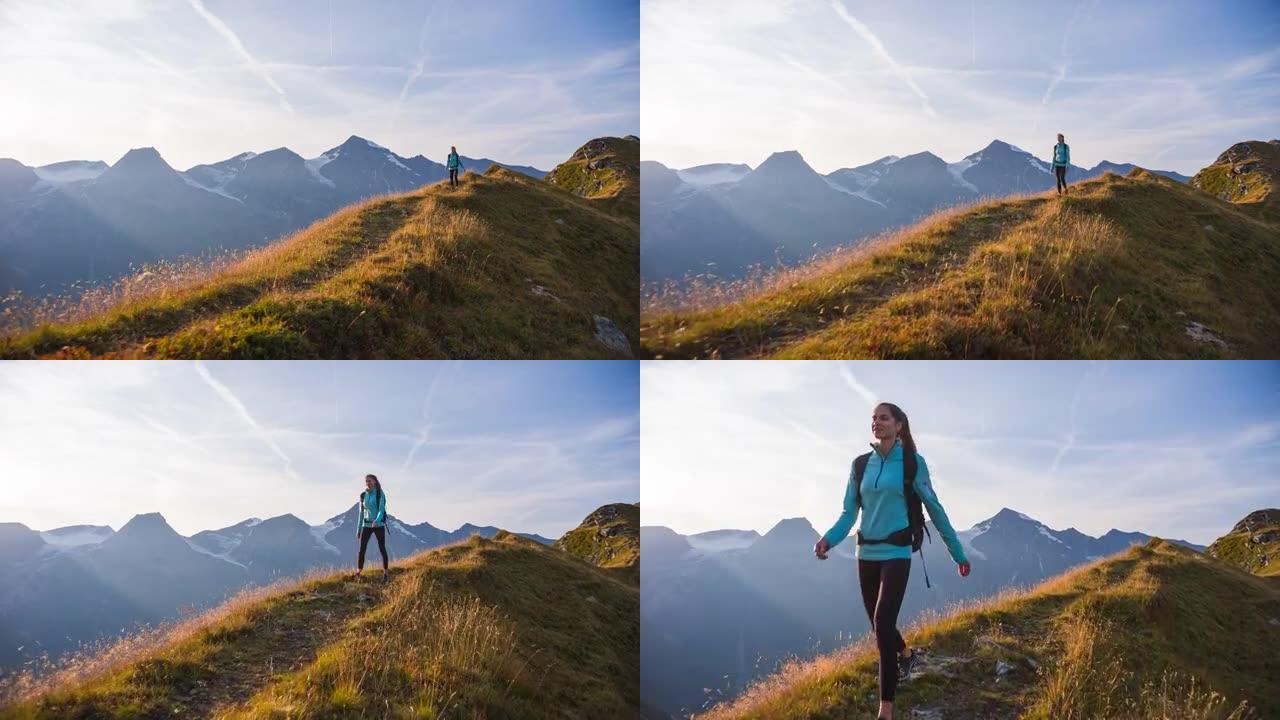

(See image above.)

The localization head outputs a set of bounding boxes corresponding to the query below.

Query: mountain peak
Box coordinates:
[756,150,812,172]
[117,512,174,533]
[114,147,170,169]
[990,507,1037,524]
[100,147,180,185]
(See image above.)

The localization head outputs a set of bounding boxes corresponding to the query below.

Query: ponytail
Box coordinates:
[877,402,916,457]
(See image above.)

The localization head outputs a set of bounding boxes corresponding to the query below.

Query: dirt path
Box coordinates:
[175,574,398,719]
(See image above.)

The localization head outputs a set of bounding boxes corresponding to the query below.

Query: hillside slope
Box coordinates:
[1191,140,1280,221]
[2,163,637,359]
[555,503,639,581]
[545,136,640,219]
[642,169,1280,359]
[1209,509,1280,577]
[699,540,1277,720]
[1,532,639,719]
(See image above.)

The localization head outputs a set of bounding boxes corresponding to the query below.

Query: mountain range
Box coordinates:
[0,518,640,719]
[642,139,1280,360]
[0,136,640,359]
[639,508,1206,718]
[0,137,547,295]
[0,506,557,668]
[641,139,1191,284]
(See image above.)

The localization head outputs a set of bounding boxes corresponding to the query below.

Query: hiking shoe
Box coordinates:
[897,648,919,682]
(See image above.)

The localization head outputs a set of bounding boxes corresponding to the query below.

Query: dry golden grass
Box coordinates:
[1,532,639,720]
[696,541,1275,720]
[643,171,1280,359]
[2,167,638,359]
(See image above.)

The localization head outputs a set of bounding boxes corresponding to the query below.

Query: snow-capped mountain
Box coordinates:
[641,139,1193,285]
[0,137,548,296]
[641,507,1206,717]
[685,528,760,552]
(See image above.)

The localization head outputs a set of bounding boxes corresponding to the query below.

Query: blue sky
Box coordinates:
[0,0,638,170]
[0,361,639,537]
[642,361,1280,545]
[642,0,1280,174]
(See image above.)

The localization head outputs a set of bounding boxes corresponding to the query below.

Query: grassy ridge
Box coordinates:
[1,533,639,719]
[2,165,638,359]
[1191,140,1280,221]
[642,170,1280,359]
[701,540,1278,720]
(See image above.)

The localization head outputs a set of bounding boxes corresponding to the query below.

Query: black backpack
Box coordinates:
[852,449,933,586]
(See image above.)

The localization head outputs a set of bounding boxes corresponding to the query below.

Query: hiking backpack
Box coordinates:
[852,449,934,586]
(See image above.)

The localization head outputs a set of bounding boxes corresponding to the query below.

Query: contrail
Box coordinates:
[838,363,879,410]
[1041,2,1086,106]
[1049,362,1093,475]
[831,0,937,118]
[188,0,294,114]
[194,361,298,479]
[402,363,450,470]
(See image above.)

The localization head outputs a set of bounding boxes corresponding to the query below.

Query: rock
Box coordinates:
[1175,310,1187,317]
[1203,224,1215,231]
[555,218,565,225]
[530,285,560,302]
[1269,617,1279,626]
[593,315,632,356]
[1231,509,1280,534]
[995,659,1012,677]
[1184,321,1227,348]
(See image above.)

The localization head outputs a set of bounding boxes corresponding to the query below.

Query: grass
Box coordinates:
[697,540,1279,720]
[0,532,639,719]
[1,166,638,359]
[554,503,639,581]
[641,170,1280,359]
[1207,514,1280,577]
[1190,140,1279,221]
[545,136,639,219]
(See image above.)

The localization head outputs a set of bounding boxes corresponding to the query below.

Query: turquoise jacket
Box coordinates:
[1052,142,1070,167]
[447,152,463,171]
[360,488,387,528]
[822,439,968,564]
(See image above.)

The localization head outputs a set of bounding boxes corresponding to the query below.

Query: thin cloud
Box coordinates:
[187,0,294,114]
[193,361,298,480]
[830,0,937,118]
[1041,2,1087,106]
[838,363,879,409]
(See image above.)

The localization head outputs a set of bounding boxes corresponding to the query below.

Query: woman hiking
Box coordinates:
[1052,133,1070,195]
[814,403,971,720]
[446,146,464,188]
[355,474,389,582]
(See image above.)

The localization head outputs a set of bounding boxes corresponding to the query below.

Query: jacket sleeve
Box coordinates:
[822,462,860,548]
[915,455,968,565]
[375,492,387,525]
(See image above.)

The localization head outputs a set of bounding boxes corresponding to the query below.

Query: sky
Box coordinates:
[0,0,638,170]
[642,361,1280,546]
[641,0,1280,175]
[0,361,639,538]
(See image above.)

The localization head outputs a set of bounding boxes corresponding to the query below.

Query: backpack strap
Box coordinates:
[852,453,871,511]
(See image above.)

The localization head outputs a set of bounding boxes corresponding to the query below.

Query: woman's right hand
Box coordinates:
[814,538,831,560]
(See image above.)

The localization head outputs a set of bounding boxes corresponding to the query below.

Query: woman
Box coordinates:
[1052,133,1070,195]
[355,473,389,581]
[814,403,971,720]
[446,146,464,188]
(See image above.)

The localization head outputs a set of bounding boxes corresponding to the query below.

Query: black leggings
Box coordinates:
[1055,165,1067,193]
[358,526,388,571]
[449,169,459,187]
[859,558,910,702]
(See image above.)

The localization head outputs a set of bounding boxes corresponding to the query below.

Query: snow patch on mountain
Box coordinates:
[39,529,111,548]
[824,178,886,207]
[678,167,751,186]
[182,175,244,204]
[1028,155,1051,174]
[1037,525,1066,545]
[33,165,106,184]
[946,158,979,192]
[309,520,341,555]
[304,153,338,188]
[185,539,248,569]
